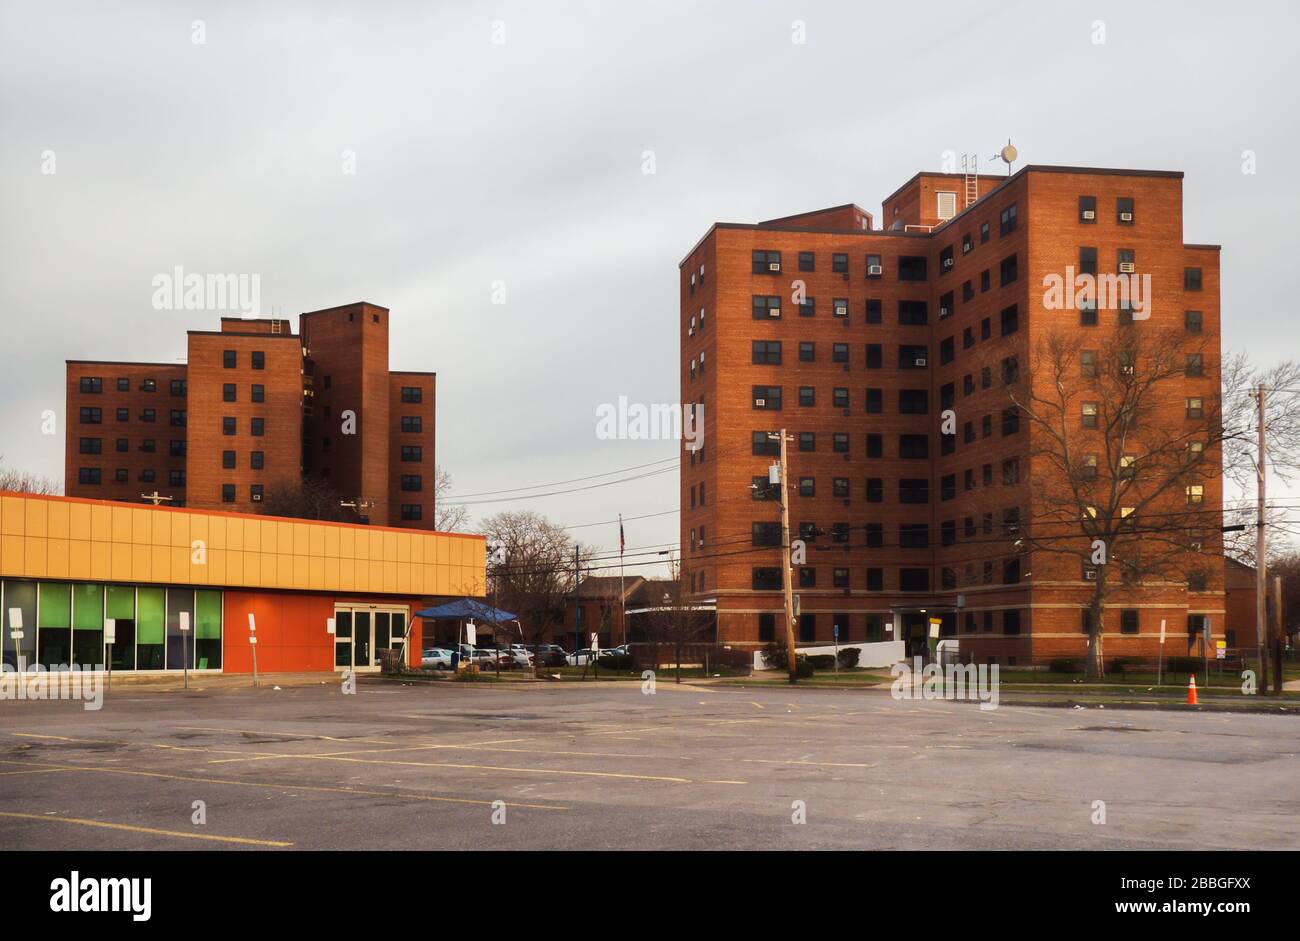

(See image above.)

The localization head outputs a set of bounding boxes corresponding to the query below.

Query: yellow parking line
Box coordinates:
[0,758,568,810]
[0,811,292,847]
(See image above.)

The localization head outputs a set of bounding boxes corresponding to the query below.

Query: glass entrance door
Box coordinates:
[334,605,409,671]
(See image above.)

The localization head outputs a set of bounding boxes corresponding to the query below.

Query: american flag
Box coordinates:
[619,516,625,556]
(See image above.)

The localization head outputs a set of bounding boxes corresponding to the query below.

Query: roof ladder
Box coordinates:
[961,153,979,207]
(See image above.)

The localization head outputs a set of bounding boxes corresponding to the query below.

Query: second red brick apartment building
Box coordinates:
[65,302,437,530]
[679,165,1224,665]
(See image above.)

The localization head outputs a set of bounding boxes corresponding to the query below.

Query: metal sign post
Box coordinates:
[1203,617,1211,688]
[833,623,840,682]
[592,632,599,681]
[1158,619,1166,686]
[8,608,23,681]
[104,617,116,690]
[179,612,190,689]
[248,613,258,687]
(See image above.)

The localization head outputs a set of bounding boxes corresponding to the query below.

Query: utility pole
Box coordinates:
[1273,574,1284,695]
[770,429,798,685]
[1254,384,1269,693]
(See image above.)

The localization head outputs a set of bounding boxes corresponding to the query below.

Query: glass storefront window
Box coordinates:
[72,583,104,668]
[166,588,194,671]
[194,590,222,670]
[136,587,165,669]
[37,582,72,667]
[3,580,37,668]
[105,584,136,670]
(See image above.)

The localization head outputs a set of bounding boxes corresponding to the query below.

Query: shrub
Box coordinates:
[1049,658,1084,674]
[836,647,861,669]
[807,654,837,670]
[1166,656,1203,674]
[761,642,788,671]
[598,653,633,671]
[794,655,815,678]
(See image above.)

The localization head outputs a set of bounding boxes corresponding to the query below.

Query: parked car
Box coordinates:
[527,644,569,667]
[421,647,454,670]
[567,648,605,667]
[497,647,534,668]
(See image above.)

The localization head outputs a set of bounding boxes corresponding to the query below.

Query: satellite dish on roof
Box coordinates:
[996,140,1018,176]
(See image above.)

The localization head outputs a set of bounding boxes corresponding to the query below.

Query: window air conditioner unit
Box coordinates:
[688,327,694,336]
[1119,262,1136,273]
[768,308,780,317]
[252,493,263,502]
[768,262,781,272]
[1120,212,1133,222]
[1082,210,1095,220]
[939,307,950,318]
[943,257,954,268]
[754,398,766,407]
[915,358,927,367]
[834,305,847,316]
[1084,569,1098,581]
[868,264,883,276]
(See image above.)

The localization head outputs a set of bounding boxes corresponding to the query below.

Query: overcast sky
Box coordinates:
[1,0,1297,577]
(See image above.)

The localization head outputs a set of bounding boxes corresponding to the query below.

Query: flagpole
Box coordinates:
[619,514,626,647]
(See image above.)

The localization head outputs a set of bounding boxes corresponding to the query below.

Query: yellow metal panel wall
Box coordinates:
[0,493,485,598]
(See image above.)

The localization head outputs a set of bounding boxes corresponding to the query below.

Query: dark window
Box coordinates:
[78,468,101,485]
[402,416,423,432]
[401,504,423,521]
[832,387,849,408]
[1185,353,1204,377]
[170,409,186,427]
[939,337,954,365]
[865,388,882,413]
[832,343,849,363]
[401,445,423,462]
[141,378,156,393]
[1079,195,1097,223]
[752,567,782,590]
[899,524,929,549]
[999,202,1017,235]
[798,477,815,497]
[251,418,265,437]
[797,431,814,452]
[79,376,102,394]
[251,384,265,403]
[866,568,883,592]
[400,474,422,492]
[170,379,186,396]
[866,254,883,278]
[1000,253,1018,286]
[752,340,782,365]
[899,568,930,592]
[116,378,129,392]
[223,350,236,369]
[899,478,929,503]
[1001,407,1020,435]
[752,250,782,274]
[866,478,883,503]
[79,437,102,454]
[798,252,815,272]
[221,484,236,503]
[865,299,882,323]
[223,383,237,402]
[899,300,928,325]
[1117,197,1134,225]
[899,389,928,414]
[758,613,776,641]
[401,386,423,403]
[866,523,883,548]
[1121,609,1139,634]
[898,256,928,282]
[752,295,782,319]
[798,297,815,317]
[865,344,882,368]
[753,386,782,410]
[222,450,236,469]
[222,417,236,436]
[980,221,990,243]
[1184,267,1203,291]
[799,341,815,362]
[250,451,264,470]
[752,431,780,456]
[799,387,815,407]
[1000,304,1019,336]
[899,435,928,459]
[899,344,928,368]
[832,253,848,273]
[865,433,882,458]
[1079,246,1098,275]
[833,432,849,453]
[1185,310,1203,333]
[251,351,265,370]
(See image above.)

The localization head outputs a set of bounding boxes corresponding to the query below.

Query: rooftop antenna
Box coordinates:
[993,139,1018,177]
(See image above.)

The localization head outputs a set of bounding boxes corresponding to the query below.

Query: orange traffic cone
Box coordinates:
[1187,675,1198,705]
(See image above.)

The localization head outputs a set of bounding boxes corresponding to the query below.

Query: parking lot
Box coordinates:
[2,677,1298,850]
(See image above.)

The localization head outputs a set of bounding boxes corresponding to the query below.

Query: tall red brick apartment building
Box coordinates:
[65,302,437,530]
[679,166,1223,664]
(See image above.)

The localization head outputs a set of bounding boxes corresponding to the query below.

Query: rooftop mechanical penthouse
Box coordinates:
[679,165,1224,665]
[65,302,437,531]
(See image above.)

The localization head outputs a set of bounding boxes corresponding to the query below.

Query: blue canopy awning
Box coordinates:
[415,598,517,625]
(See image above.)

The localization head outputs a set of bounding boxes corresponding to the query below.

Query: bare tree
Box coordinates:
[1009,326,1225,677]
[0,456,61,495]
[644,565,714,684]
[480,510,591,677]
[258,477,350,521]
[434,466,470,532]
[1220,352,1300,562]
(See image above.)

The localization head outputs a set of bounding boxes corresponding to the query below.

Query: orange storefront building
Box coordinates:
[0,491,485,674]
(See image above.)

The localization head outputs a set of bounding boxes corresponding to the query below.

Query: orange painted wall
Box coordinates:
[221,589,422,673]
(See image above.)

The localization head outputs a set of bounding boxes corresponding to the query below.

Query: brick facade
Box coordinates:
[679,166,1224,665]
